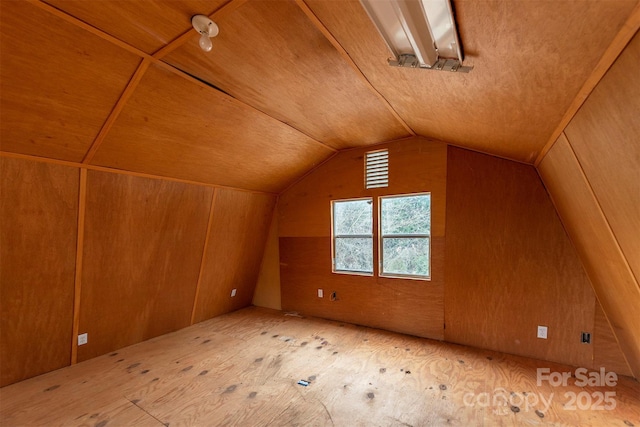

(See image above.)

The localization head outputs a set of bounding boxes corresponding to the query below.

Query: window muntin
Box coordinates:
[379,193,430,279]
[332,198,373,274]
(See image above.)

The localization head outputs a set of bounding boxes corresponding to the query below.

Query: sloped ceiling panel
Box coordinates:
[305,0,637,163]
[90,63,333,193]
[564,32,640,281]
[0,1,141,162]
[164,0,410,149]
[1,0,638,186]
[43,0,229,54]
[539,134,640,378]
[538,34,640,377]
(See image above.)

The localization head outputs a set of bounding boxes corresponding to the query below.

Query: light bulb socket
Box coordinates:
[192,15,219,37]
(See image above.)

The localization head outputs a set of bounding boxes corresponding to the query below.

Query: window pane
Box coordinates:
[381,194,430,235]
[382,237,429,277]
[335,237,373,273]
[334,199,372,235]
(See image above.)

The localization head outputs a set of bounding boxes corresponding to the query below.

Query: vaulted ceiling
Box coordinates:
[1,0,637,192]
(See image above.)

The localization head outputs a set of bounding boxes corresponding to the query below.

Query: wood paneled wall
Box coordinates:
[275,140,631,373]
[444,148,596,368]
[279,137,447,339]
[0,156,276,385]
[594,302,633,377]
[537,32,640,378]
[78,171,211,361]
[252,214,282,311]
[191,189,276,323]
[0,158,79,386]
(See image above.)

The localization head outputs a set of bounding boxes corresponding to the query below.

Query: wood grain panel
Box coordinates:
[164,0,409,149]
[71,168,88,365]
[0,1,141,162]
[281,236,445,340]
[445,147,596,369]
[90,63,333,192]
[78,171,212,361]
[535,3,640,166]
[192,189,276,323]
[278,137,446,339]
[279,137,447,237]
[44,0,228,54]
[4,308,640,426]
[594,302,633,377]
[252,214,283,310]
[0,157,79,386]
[305,0,637,162]
[538,134,640,378]
[564,32,640,280]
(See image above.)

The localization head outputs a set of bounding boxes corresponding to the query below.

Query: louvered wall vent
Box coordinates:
[365,149,389,189]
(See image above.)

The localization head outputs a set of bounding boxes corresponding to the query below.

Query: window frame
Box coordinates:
[378,192,431,281]
[331,197,374,276]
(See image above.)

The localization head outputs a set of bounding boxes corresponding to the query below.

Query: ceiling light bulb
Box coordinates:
[192,15,219,53]
[199,33,212,52]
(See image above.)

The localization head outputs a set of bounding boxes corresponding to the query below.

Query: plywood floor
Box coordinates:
[1,307,639,426]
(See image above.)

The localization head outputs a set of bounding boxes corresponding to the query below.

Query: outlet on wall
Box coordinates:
[537,326,548,339]
[230,288,237,297]
[317,289,323,298]
[78,333,88,346]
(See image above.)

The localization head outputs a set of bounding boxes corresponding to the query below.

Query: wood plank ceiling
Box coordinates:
[1,0,637,192]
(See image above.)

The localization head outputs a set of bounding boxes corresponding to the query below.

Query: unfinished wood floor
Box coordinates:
[1,307,639,427]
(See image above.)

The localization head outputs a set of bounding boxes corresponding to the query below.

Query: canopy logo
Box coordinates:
[536,367,618,411]
[464,367,619,414]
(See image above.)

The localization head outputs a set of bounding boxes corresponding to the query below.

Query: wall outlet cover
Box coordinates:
[537,326,548,339]
[318,289,323,298]
[231,288,237,297]
[78,333,88,346]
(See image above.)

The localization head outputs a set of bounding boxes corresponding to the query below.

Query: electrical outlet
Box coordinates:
[537,326,548,339]
[230,288,237,297]
[78,333,88,346]
[317,289,323,298]
[581,332,591,344]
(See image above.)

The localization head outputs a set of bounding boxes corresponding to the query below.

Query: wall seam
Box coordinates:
[70,168,88,364]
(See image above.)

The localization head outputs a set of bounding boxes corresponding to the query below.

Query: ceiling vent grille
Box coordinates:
[365,149,389,189]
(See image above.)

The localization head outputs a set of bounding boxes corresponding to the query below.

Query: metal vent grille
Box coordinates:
[365,149,389,189]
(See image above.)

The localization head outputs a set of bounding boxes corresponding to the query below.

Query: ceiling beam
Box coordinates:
[535,2,640,167]
[295,0,416,137]
[82,59,151,164]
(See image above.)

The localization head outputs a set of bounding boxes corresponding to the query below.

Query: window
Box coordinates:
[379,193,430,279]
[331,193,431,280]
[331,198,373,274]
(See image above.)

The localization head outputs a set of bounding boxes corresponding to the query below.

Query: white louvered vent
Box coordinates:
[365,149,389,189]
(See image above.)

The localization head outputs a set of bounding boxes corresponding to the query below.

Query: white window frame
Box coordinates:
[331,197,374,276]
[378,193,431,281]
